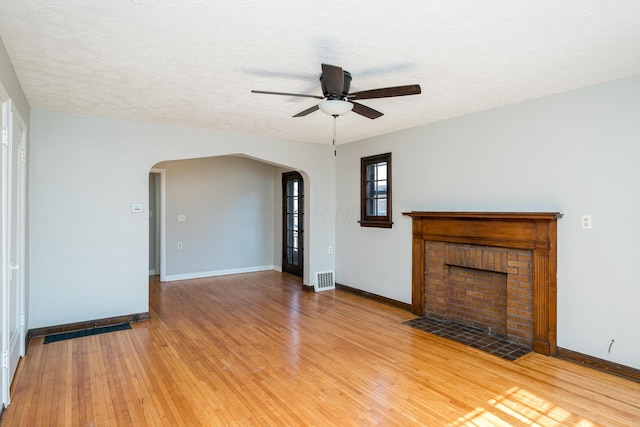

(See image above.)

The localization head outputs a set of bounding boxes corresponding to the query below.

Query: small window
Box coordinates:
[360,152,392,228]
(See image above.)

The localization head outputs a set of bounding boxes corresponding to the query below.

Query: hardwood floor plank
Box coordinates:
[3,271,639,426]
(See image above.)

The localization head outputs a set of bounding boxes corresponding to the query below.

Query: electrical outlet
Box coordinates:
[177,242,183,249]
[581,215,592,229]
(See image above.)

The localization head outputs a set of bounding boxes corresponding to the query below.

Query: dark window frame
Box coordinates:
[360,152,392,228]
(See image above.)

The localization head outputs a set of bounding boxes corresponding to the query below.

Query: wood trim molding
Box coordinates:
[25,312,151,352]
[336,283,412,312]
[557,347,640,384]
[402,211,562,356]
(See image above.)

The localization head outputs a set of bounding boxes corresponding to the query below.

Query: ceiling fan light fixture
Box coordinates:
[318,99,353,116]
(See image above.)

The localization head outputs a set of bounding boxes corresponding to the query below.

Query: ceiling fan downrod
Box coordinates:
[332,115,338,156]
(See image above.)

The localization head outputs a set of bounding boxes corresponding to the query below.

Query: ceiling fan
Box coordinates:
[251,63,421,119]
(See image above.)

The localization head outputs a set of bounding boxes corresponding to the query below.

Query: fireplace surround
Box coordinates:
[403,212,562,355]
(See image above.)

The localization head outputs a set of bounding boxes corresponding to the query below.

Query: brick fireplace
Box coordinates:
[424,242,533,346]
[403,212,562,355]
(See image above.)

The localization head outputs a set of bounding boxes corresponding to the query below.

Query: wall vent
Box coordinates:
[314,271,335,292]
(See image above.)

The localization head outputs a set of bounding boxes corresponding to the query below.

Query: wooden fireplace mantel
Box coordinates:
[402,211,563,356]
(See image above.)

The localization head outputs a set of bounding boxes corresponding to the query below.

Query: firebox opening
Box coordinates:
[447,266,508,337]
[424,242,534,348]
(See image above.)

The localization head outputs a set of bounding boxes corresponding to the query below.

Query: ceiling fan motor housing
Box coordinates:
[320,70,352,99]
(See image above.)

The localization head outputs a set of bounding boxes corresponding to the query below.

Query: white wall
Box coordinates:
[28,109,336,328]
[155,156,277,279]
[336,75,640,369]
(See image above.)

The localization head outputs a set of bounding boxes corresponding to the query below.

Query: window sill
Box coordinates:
[359,220,393,228]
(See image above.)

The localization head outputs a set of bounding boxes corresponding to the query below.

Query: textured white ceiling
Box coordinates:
[1,1,639,144]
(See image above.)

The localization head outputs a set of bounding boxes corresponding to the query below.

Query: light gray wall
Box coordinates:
[28,109,336,329]
[336,75,640,369]
[155,156,277,277]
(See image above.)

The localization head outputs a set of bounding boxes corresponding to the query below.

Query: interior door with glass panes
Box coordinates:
[282,172,303,277]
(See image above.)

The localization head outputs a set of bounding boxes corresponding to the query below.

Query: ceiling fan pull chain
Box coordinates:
[333,115,337,156]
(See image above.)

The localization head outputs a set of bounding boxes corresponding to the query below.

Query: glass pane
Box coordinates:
[366,181,376,197]
[287,196,294,214]
[366,164,376,181]
[377,163,387,180]
[378,179,387,195]
[366,198,376,216]
[377,198,387,215]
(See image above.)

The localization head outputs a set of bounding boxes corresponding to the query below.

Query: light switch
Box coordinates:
[178,214,186,222]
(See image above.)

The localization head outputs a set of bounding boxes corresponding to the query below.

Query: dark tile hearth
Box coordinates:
[403,316,531,361]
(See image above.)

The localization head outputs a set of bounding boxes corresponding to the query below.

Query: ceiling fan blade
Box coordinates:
[349,84,421,100]
[321,64,344,96]
[293,104,320,117]
[351,102,383,119]
[251,90,323,100]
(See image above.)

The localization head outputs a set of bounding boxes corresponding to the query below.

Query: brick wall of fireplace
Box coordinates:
[424,243,533,347]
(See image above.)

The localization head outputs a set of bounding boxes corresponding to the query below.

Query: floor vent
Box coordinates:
[315,271,335,292]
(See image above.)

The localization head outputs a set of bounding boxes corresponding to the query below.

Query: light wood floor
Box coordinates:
[3,271,639,426]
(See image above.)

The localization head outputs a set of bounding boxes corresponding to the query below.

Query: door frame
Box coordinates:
[0,82,9,408]
[7,100,26,382]
[0,93,27,407]
[150,168,166,282]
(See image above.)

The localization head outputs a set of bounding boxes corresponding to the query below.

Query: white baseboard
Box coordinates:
[163,265,278,282]
[149,269,156,275]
